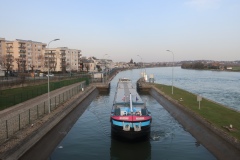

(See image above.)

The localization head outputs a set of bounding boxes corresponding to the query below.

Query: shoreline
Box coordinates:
[137,81,240,159]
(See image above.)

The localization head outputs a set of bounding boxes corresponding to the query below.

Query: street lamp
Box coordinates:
[102,54,108,83]
[47,39,60,113]
[70,51,72,76]
[166,50,174,95]
[107,55,111,76]
[137,55,143,77]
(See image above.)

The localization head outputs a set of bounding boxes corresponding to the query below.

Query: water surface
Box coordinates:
[50,68,218,160]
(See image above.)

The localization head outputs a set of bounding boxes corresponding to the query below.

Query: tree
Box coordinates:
[193,62,204,69]
[15,58,20,72]
[2,54,14,76]
[130,58,133,64]
[85,63,90,72]
[96,65,102,72]
[30,64,35,72]
[61,57,67,73]
[80,62,84,71]
[36,55,44,71]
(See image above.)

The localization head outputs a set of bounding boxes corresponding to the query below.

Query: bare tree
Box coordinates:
[15,58,20,72]
[85,63,90,72]
[2,54,14,77]
[61,58,67,73]
[37,55,44,71]
[30,64,35,72]
[60,50,67,73]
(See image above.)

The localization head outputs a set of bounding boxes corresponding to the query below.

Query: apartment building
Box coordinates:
[0,38,47,72]
[1,38,82,73]
[44,47,81,72]
[0,38,6,68]
[17,39,47,72]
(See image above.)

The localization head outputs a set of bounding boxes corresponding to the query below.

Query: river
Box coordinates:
[48,67,240,159]
[148,67,240,111]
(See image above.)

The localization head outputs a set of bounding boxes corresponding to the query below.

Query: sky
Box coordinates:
[0,0,240,62]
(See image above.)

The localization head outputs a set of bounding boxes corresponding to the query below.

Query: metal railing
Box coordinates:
[0,81,86,143]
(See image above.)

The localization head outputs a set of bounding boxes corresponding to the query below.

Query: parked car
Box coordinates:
[46,74,54,77]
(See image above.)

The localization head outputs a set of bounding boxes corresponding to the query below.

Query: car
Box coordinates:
[46,74,54,77]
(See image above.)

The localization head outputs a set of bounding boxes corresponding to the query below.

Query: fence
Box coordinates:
[0,81,86,143]
[0,73,91,90]
[0,77,89,110]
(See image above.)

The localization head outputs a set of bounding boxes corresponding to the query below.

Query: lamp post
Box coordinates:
[47,39,60,113]
[70,51,72,76]
[102,54,108,83]
[137,55,143,77]
[107,55,111,76]
[166,50,174,95]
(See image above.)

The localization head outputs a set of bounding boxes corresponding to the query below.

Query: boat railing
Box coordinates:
[130,93,133,113]
[132,102,144,105]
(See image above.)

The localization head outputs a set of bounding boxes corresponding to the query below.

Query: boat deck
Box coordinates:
[114,80,144,105]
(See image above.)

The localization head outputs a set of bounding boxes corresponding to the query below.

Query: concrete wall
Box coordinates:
[149,87,240,159]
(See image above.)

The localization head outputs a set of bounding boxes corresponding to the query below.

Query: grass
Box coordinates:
[232,66,240,71]
[153,83,240,141]
[0,77,89,110]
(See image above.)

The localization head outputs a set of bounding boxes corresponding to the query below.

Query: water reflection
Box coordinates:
[110,138,151,160]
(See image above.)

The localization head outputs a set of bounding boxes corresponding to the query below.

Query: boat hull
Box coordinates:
[111,121,151,140]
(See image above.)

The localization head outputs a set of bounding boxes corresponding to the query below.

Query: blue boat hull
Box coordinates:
[111,122,151,140]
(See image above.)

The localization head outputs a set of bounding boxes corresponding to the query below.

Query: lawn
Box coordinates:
[0,77,89,110]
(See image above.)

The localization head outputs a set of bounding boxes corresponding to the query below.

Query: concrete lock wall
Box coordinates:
[149,87,240,160]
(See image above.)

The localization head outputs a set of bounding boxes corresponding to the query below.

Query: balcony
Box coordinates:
[19,50,26,53]
[6,53,13,57]
[19,46,26,49]
[45,52,56,56]
[6,49,13,53]
[19,53,26,57]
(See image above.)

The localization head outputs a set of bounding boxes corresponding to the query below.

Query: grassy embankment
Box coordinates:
[232,66,240,71]
[0,77,89,110]
[153,83,240,141]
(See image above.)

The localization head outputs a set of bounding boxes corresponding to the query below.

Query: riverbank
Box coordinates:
[139,81,240,159]
[153,83,240,140]
[181,67,240,72]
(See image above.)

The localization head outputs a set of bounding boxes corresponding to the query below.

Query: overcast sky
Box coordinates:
[1,0,239,62]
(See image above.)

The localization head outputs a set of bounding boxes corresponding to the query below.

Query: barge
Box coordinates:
[110,78,152,140]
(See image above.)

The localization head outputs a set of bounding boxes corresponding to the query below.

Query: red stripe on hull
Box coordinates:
[111,116,151,122]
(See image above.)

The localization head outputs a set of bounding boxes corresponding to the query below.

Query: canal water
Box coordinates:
[48,67,240,159]
[148,67,240,111]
